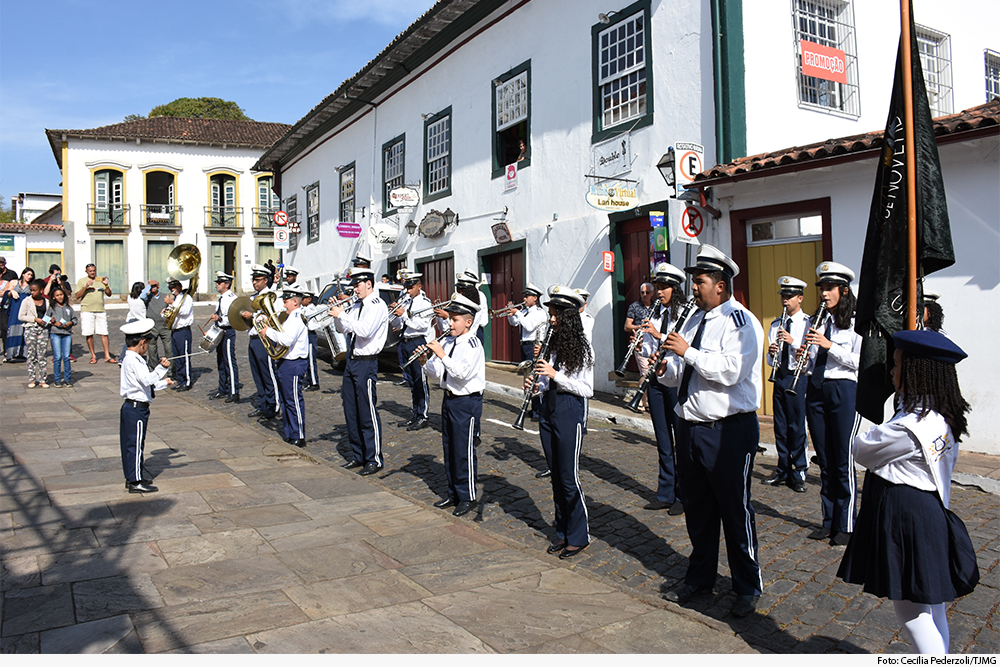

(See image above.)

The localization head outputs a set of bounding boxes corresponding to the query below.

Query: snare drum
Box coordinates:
[200,323,224,352]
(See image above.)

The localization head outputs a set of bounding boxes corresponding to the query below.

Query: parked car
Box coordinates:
[313,280,407,369]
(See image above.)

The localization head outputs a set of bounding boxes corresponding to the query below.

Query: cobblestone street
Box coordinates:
[187,335,998,654]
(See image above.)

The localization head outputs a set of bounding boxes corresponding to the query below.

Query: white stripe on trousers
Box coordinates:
[307,342,317,384]
[268,355,281,405]
[573,421,590,544]
[225,337,236,394]
[183,339,190,387]
[367,378,381,465]
[466,417,476,501]
[741,452,764,590]
[846,412,862,532]
[133,418,144,481]
[292,375,304,439]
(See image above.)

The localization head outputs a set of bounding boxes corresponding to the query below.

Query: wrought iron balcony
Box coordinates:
[141,204,182,231]
[252,207,280,234]
[87,204,130,232]
[204,206,243,233]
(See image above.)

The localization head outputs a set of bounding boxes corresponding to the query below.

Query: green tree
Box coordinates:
[148,97,252,121]
[123,114,146,122]
[0,196,17,225]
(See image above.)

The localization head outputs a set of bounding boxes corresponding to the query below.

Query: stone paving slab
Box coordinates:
[39,614,139,654]
[72,573,165,623]
[282,569,432,619]
[149,555,302,606]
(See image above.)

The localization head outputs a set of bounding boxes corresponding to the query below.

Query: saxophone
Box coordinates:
[252,292,288,360]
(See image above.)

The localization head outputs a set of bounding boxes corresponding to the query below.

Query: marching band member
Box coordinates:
[657,245,764,618]
[764,276,810,493]
[259,288,310,448]
[330,268,389,475]
[421,293,486,517]
[456,269,488,343]
[803,262,862,546]
[533,285,594,560]
[209,272,239,403]
[119,318,172,494]
[923,289,945,333]
[507,283,546,420]
[574,288,594,343]
[395,272,434,431]
[352,253,372,269]
[838,329,976,654]
[301,290,321,392]
[282,266,299,289]
[165,280,194,392]
[639,262,687,514]
[241,265,281,419]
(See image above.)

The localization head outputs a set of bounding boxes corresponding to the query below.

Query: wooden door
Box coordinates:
[619,216,653,371]
[94,241,125,294]
[486,248,523,363]
[415,256,454,311]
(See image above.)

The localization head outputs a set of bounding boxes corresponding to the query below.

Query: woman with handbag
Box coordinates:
[838,328,977,654]
[3,267,35,362]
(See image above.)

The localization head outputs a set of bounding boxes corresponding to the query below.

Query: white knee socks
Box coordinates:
[893,600,950,654]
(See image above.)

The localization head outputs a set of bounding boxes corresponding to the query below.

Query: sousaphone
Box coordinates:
[163,244,201,329]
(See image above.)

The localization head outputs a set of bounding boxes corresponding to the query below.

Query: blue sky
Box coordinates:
[0,0,436,200]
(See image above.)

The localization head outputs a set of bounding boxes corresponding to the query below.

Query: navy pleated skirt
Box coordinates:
[838,471,956,604]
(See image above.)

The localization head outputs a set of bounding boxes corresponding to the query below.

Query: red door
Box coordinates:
[485,248,523,363]
[415,257,454,328]
[620,216,653,371]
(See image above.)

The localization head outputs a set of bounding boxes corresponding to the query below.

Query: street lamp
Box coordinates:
[442,208,459,227]
[656,148,675,189]
[405,219,417,235]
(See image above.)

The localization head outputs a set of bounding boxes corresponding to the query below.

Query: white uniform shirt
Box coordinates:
[806,314,861,381]
[334,291,389,356]
[423,331,486,395]
[265,306,309,360]
[508,304,547,342]
[580,311,594,343]
[216,290,238,327]
[658,297,764,423]
[170,292,194,330]
[401,291,435,340]
[536,343,595,399]
[641,302,672,358]
[120,349,169,401]
[472,290,488,334]
[766,309,809,371]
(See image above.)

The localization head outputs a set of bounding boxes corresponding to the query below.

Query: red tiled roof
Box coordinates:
[0,222,64,234]
[692,99,999,186]
[46,117,291,168]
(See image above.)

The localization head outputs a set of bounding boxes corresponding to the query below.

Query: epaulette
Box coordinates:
[731,309,748,329]
[469,336,480,349]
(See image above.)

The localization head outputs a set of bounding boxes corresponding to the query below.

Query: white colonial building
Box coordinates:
[45,117,289,295]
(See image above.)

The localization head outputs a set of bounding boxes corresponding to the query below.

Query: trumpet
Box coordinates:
[409,300,452,317]
[625,297,697,412]
[512,323,554,430]
[615,302,656,377]
[491,301,524,317]
[768,306,790,383]
[401,331,451,369]
[786,302,829,396]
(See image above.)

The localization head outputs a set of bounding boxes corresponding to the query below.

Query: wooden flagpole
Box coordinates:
[901,0,919,330]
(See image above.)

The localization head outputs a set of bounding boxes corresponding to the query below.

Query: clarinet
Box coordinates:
[767,306,790,383]
[625,297,696,412]
[615,302,657,377]
[786,302,829,397]
[512,323,554,430]
[401,331,450,369]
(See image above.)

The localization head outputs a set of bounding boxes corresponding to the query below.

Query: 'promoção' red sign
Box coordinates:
[801,40,847,84]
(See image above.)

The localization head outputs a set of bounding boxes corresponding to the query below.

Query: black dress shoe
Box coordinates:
[259,411,279,420]
[643,499,671,510]
[289,439,306,448]
[667,501,685,516]
[807,527,830,540]
[358,463,383,476]
[399,416,418,427]
[732,595,758,618]
[305,385,319,392]
[535,469,552,479]
[342,459,363,469]
[176,385,192,392]
[224,393,240,403]
[406,418,429,431]
[789,480,807,493]
[453,500,477,517]
[830,532,851,546]
[208,392,225,400]
[559,543,589,559]
[546,542,567,554]
[248,409,266,418]
[126,480,158,494]
[761,473,785,486]
[662,583,712,604]
[394,380,410,386]
[433,497,458,509]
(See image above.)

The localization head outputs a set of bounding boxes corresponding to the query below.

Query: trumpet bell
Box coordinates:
[168,244,201,280]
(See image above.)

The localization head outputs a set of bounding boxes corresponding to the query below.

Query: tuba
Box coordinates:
[163,244,201,329]
[251,292,288,360]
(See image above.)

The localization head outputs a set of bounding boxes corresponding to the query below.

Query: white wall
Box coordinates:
[279,0,717,391]
[709,135,1000,455]
[743,0,1000,155]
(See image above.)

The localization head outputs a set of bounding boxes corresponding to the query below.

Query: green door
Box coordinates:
[146,241,173,287]
[94,240,125,294]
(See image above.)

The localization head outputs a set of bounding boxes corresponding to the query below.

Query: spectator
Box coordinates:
[42,264,73,300]
[623,282,655,411]
[3,267,35,362]
[119,282,146,363]
[75,263,116,364]
[19,278,51,387]
[48,284,77,387]
[381,274,391,284]
[265,259,277,287]
[0,257,18,354]
[142,280,172,368]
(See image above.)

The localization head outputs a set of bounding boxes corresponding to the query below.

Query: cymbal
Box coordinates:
[228,296,254,331]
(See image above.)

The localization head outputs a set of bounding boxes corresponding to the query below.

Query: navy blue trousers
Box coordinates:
[539,391,589,547]
[397,343,410,386]
[216,328,238,395]
[772,371,808,482]
[400,337,430,419]
[806,378,858,535]
[676,412,763,596]
[171,328,192,387]
[248,336,279,413]
[306,331,319,386]
[648,380,681,504]
[119,401,150,483]
[342,356,383,466]
[441,393,482,501]
[275,358,307,441]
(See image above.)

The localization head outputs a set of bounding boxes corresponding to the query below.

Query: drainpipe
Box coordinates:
[711,0,726,166]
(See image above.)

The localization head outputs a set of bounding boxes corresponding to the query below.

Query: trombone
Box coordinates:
[490,300,524,317]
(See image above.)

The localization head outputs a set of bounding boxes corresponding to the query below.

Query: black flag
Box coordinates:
[855,1,955,424]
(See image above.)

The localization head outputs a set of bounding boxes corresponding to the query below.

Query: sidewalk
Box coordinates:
[0,357,753,654]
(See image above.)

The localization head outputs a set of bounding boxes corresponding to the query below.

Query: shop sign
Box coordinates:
[337,221,363,238]
[368,221,399,246]
[800,40,847,84]
[389,186,420,209]
[504,163,517,191]
[0,234,14,252]
[592,134,632,178]
[586,180,639,212]
[601,251,614,273]
[491,222,512,245]
[418,210,447,238]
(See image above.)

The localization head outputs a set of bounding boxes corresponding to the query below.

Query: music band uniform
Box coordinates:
[509,283,546,418]
[398,275,435,426]
[423,294,486,508]
[334,269,389,470]
[766,276,810,488]
[119,319,169,492]
[213,273,239,399]
[456,269,489,345]
[247,265,282,417]
[265,289,310,445]
[167,282,194,389]
[658,245,765,608]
